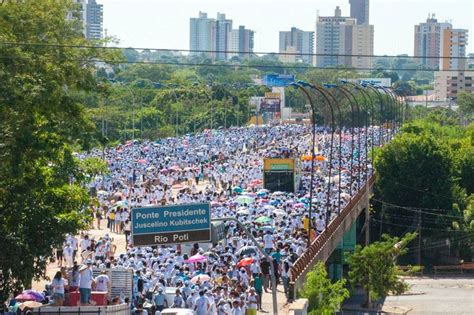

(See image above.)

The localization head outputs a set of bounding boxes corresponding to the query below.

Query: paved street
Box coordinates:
[384,277,474,314]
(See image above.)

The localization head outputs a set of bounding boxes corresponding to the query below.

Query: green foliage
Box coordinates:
[0,0,118,296]
[348,233,417,307]
[78,157,109,182]
[300,262,350,314]
[457,90,474,120]
[374,117,474,264]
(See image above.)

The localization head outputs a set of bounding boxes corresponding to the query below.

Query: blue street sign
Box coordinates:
[131,203,211,246]
[263,74,295,87]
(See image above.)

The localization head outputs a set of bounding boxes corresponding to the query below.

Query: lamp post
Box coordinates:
[313,84,343,217]
[362,84,386,147]
[324,83,360,199]
[295,81,339,225]
[290,82,319,246]
[374,85,396,141]
[335,85,363,192]
[341,81,375,182]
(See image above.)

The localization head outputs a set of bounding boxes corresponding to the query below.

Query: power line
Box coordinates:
[372,199,463,219]
[371,218,466,232]
[379,212,453,224]
[0,41,469,60]
[0,55,464,72]
[375,177,455,201]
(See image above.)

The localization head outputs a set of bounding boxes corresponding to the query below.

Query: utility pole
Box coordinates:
[417,208,422,266]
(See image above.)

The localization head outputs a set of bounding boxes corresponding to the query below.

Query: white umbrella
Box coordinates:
[273,209,287,216]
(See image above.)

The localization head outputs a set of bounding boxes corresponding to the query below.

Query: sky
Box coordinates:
[101,0,474,56]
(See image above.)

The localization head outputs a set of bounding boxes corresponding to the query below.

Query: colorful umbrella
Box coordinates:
[170,165,182,171]
[15,293,37,302]
[186,254,207,263]
[232,186,243,193]
[255,216,272,224]
[190,274,210,284]
[263,205,276,211]
[272,191,285,196]
[236,246,258,256]
[137,159,147,164]
[237,257,254,268]
[22,290,44,302]
[235,195,255,205]
[237,208,249,215]
[172,184,187,190]
[115,200,129,207]
[273,209,287,216]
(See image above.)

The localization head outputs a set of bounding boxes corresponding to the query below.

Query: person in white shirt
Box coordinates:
[79,260,94,305]
[231,300,242,315]
[94,270,111,296]
[51,271,67,306]
[263,231,274,253]
[63,243,74,268]
[315,215,325,234]
[195,290,210,315]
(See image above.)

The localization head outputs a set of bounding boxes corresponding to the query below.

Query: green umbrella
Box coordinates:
[232,186,243,193]
[255,216,272,224]
[235,195,255,205]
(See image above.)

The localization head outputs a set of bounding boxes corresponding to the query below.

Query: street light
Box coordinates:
[324,83,362,198]
[312,84,343,216]
[362,83,386,147]
[291,81,335,231]
[340,80,375,182]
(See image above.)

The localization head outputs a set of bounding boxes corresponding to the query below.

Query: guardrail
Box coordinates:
[289,175,375,286]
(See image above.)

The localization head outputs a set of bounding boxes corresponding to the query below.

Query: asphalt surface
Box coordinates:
[383,276,474,315]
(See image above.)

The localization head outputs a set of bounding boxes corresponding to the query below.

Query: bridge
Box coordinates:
[289,175,375,296]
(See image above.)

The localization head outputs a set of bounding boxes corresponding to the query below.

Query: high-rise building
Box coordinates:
[228,26,255,60]
[352,24,374,69]
[414,14,452,69]
[440,28,468,71]
[190,12,249,60]
[85,0,103,40]
[315,6,373,68]
[215,13,233,60]
[190,12,216,54]
[349,0,369,25]
[69,0,103,40]
[279,27,314,64]
[434,70,474,101]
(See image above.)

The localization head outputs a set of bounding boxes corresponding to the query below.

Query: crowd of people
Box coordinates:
[48,124,384,314]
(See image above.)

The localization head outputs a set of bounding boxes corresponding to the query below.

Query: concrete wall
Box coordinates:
[31,304,130,315]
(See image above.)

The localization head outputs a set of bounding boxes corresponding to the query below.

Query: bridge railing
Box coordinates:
[289,175,376,284]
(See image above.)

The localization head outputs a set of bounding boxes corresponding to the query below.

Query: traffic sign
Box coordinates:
[131,203,211,246]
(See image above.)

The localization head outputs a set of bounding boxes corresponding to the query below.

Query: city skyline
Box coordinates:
[100,0,473,56]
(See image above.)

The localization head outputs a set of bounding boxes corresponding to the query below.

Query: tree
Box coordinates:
[348,233,417,308]
[457,91,474,121]
[374,131,457,236]
[0,0,118,297]
[300,262,349,314]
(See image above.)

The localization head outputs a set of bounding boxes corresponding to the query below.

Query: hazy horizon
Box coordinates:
[100,0,473,56]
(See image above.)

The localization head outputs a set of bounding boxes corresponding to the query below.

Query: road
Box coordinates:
[383,277,474,314]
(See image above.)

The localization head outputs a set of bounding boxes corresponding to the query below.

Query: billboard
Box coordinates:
[263,74,295,87]
[131,203,211,246]
[357,78,392,88]
[260,97,281,113]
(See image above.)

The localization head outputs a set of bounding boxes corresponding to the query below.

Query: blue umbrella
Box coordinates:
[298,197,309,204]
